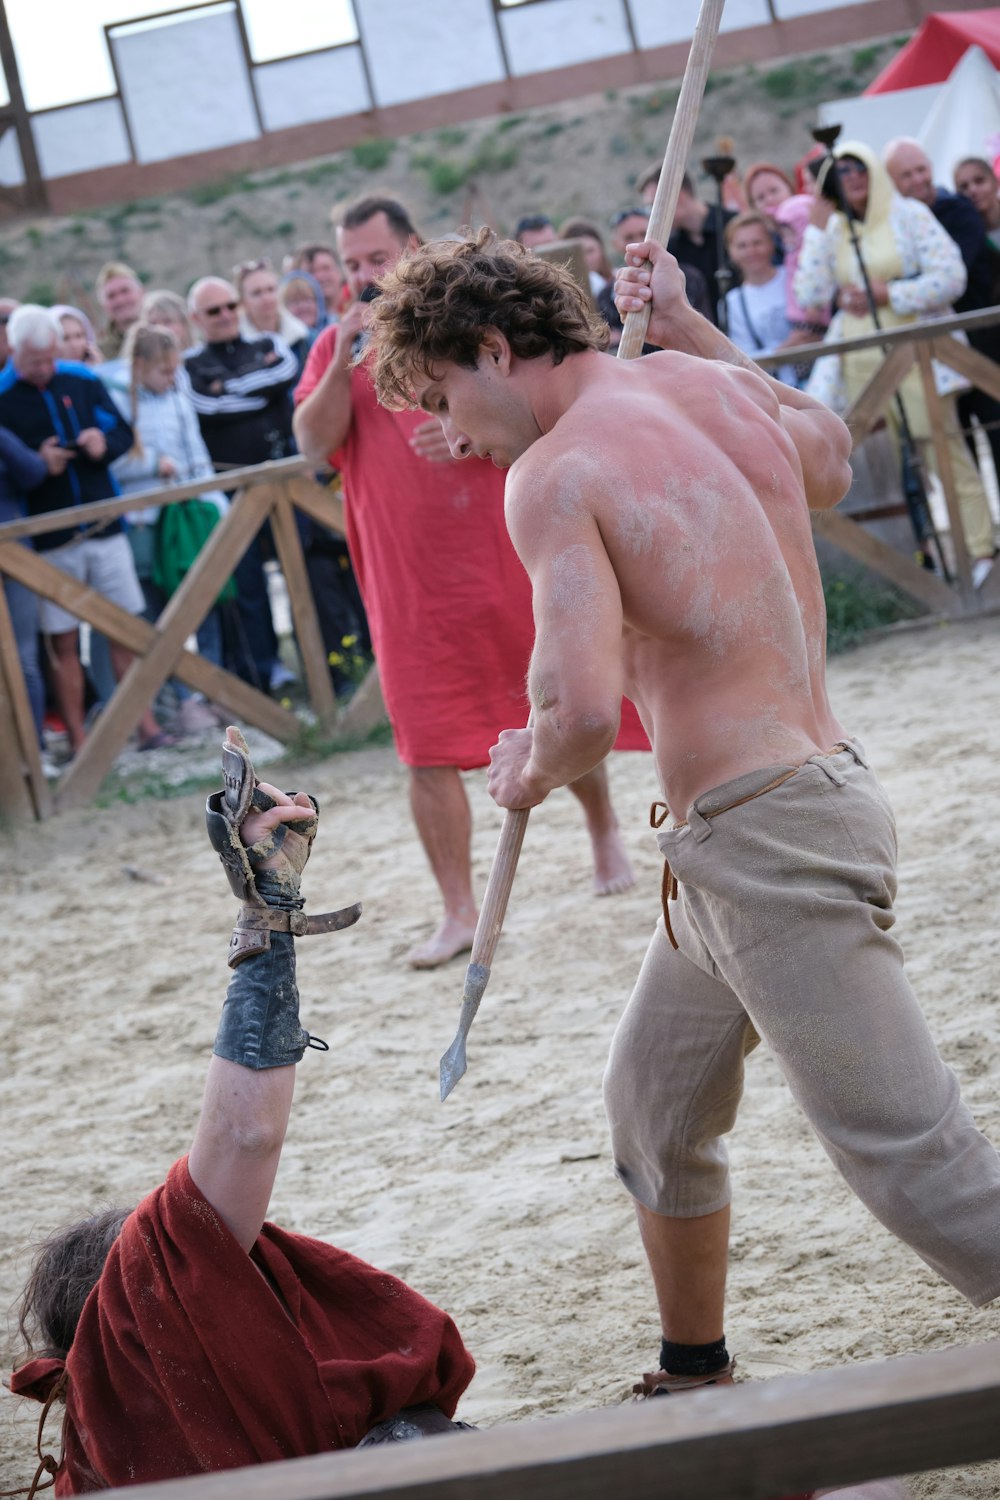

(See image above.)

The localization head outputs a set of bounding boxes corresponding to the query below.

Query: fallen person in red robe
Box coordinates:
[5,731,910,1500]
[7,729,474,1494]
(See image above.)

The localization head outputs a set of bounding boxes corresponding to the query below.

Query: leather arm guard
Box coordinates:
[205,728,361,969]
[205,728,362,1069]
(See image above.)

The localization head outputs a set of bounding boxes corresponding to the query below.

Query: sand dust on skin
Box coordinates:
[2,616,999,1496]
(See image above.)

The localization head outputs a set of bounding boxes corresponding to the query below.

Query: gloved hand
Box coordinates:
[206,726,317,908]
[206,726,361,968]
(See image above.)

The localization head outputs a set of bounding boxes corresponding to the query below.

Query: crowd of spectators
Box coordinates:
[2,122,999,774]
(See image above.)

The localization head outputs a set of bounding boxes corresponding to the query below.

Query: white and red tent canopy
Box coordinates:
[864,8,1000,92]
[815,10,1000,186]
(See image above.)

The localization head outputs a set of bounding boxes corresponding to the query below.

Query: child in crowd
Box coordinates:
[279,270,326,347]
[111,323,232,733]
[723,211,799,385]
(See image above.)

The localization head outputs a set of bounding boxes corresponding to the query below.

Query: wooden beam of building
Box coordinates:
[100,1340,1000,1500]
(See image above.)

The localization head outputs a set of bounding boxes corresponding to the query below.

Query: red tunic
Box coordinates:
[10,1158,474,1491]
[296,328,647,767]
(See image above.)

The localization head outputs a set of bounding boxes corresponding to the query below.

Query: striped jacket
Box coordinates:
[184,333,298,469]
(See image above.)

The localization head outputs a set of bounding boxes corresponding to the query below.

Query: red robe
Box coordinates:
[10,1158,474,1492]
[295,328,647,768]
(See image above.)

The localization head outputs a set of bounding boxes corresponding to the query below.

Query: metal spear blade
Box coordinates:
[439,962,490,1101]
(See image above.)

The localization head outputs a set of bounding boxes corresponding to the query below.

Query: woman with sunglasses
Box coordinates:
[234,258,311,375]
[795,140,997,583]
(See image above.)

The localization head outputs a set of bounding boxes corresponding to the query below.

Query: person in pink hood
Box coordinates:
[772,195,831,340]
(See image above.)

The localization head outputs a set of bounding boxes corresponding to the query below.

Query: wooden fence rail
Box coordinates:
[0,458,383,821]
[99,1340,1000,1500]
[757,305,1000,615]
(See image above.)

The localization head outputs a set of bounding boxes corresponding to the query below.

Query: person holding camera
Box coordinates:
[294,195,643,970]
[0,304,168,754]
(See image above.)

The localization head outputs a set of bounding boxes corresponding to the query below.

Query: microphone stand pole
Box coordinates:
[702,153,734,334]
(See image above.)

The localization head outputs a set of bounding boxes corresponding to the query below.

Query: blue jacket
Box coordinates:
[0,425,47,528]
[0,360,133,551]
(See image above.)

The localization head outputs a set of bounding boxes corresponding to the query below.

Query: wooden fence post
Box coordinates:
[268,482,337,726]
[915,344,974,604]
[0,579,51,819]
[0,637,34,824]
[55,484,276,811]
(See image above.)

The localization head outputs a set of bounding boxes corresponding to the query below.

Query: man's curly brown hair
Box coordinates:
[368,227,609,410]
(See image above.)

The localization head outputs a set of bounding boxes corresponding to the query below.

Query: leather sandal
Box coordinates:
[633,1358,736,1397]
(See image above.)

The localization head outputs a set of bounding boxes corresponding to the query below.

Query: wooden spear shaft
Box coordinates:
[439,0,727,1102]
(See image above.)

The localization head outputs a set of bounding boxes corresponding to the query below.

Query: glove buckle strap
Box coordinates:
[228,901,363,968]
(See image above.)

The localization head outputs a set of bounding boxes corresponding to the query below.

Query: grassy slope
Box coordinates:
[1,35,905,306]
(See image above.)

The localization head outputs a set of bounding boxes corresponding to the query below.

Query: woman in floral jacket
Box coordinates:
[795,139,996,581]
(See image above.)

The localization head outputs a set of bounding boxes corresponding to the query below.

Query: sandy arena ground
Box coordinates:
[2,615,999,1496]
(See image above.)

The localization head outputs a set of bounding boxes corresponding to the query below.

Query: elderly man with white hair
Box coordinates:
[0,304,168,753]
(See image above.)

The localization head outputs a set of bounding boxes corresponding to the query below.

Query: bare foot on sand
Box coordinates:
[591,826,635,896]
[407,913,478,969]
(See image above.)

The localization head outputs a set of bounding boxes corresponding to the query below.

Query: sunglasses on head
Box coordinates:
[204,300,239,316]
[233,257,273,286]
[610,208,649,227]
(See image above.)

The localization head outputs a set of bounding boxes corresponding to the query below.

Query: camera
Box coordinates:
[352,283,382,359]
[810,123,849,211]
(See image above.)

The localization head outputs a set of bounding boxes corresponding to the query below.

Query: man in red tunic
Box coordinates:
[7,732,474,1493]
[294,196,645,969]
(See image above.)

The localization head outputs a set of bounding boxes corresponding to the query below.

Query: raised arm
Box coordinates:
[292,308,366,466]
[487,465,624,810]
[189,728,360,1251]
[615,241,852,511]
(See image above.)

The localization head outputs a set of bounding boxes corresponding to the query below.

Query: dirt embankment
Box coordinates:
[0,37,902,307]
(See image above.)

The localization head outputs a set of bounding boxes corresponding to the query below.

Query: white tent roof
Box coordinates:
[817,44,1000,183]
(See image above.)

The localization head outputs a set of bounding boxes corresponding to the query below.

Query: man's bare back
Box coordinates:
[504,330,851,816]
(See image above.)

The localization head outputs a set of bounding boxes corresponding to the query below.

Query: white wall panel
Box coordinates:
[34,100,131,179]
[113,9,260,163]
[0,131,24,187]
[500,0,632,76]
[358,0,505,107]
[629,0,771,50]
[255,45,371,129]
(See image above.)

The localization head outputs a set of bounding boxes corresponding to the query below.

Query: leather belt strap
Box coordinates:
[235,902,363,936]
[228,901,362,967]
[651,744,850,951]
